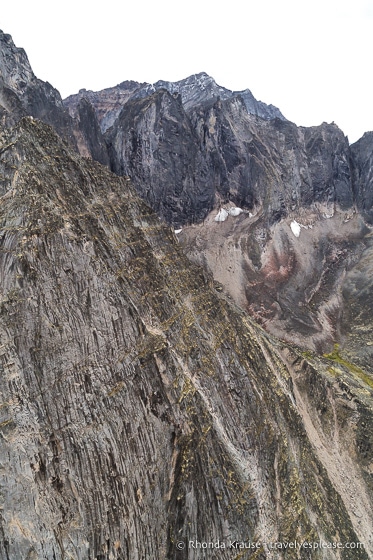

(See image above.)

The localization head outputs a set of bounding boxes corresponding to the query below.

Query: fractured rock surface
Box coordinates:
[0,118,372,559]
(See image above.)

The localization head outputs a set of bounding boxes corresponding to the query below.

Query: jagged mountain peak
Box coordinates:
[149,71,287,120]
[0,29,34,92]
[0,30,112,162]
[64,71,286,134]
[152,71,221,93]
[148,71,234,110]
[155,70,215,87]
[0,29,62,109]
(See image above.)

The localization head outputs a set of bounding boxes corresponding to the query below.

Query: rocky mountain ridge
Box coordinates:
[64,71,285,133]
[65,73,373,230]
[0,114,372,560]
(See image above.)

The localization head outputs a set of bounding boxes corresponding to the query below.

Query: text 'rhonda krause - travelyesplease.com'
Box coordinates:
[176,539,365,551]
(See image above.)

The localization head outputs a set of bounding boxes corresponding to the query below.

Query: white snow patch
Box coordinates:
[174,228,183,234]
[214,208,229,222]
[290,219,310,237]
[290,220,301,237]
[228,207,243,217]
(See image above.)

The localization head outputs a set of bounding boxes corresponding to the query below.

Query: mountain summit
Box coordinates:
[150,72,286,118]
[64,71,285,134]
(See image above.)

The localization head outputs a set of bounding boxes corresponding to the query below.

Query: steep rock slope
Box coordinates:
[0,118,372,559]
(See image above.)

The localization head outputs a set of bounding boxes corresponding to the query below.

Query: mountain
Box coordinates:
[0,115,372,560]
[1,30,373,559]
[65,73,372,228]
[105,93,355,225]
[65,75,288,225]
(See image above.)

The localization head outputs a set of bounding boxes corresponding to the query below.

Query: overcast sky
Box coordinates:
[2,0,372,143]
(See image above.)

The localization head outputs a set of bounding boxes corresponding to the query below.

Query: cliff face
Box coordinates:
[0,117,372,559]
[104,92,356,226]
[106,90,213,225]
[351,131,373,223]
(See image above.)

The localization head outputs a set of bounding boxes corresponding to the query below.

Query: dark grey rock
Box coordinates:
[351,131,373,223]
[106,90,355,226]
[73,97,110,166]
[106,89,215,225]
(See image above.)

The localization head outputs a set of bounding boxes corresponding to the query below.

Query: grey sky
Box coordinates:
[2,0,372,143]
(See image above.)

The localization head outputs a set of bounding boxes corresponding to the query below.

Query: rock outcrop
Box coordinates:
[0,30,76,146]
[0,116,372,560]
